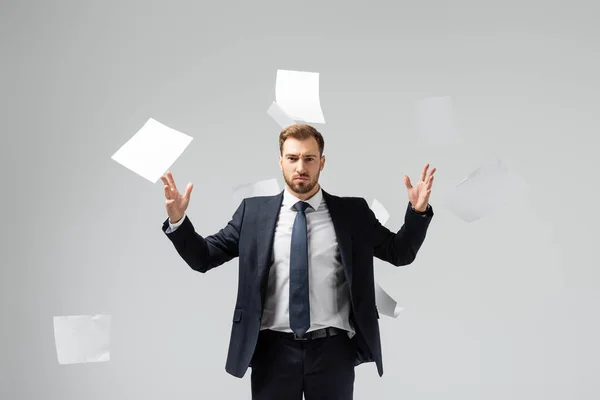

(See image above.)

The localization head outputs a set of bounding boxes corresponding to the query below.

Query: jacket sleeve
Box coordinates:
[161,199,246,273]
[366,200,434,266]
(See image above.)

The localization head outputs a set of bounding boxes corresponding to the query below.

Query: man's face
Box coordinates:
[279,137,325,198]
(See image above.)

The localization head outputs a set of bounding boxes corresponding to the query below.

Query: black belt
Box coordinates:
[268,327,344,341]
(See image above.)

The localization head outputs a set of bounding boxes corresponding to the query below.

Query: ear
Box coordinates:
[279,155,283,170]
[320,155,326,171]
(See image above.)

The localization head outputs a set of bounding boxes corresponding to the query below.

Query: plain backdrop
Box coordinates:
[2,0,599,399]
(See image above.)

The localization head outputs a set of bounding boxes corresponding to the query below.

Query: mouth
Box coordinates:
[293,177,308,181]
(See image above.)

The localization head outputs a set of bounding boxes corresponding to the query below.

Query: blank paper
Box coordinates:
[232,178,281,210]
[267,101,296,129]
[53,314,112,365]
[375,283,404,318]
[370,199,390,226]
[275,69,325,124]
[111,118,193,183]
[446,157,527,222]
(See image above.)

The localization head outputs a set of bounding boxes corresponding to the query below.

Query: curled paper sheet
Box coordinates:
[375,282,404,318]
[111,118,193,183]
[446,157,527,222]
[267,101,296,129]
[232,178,281,211]
[53,314,112,365]
[275,69,325,124]
[370,199,390,226]
[370,201,402,318]
[415,96,457,145]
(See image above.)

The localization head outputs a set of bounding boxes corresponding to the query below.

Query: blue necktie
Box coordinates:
[290,201,311,338]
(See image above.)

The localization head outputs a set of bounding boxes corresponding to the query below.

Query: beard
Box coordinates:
[283,171,319,194]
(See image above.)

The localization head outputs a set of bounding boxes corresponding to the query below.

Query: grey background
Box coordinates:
[2,0,599,398]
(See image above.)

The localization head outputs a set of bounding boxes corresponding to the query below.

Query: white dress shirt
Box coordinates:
[167,187,355,337]
[260,188,354,336]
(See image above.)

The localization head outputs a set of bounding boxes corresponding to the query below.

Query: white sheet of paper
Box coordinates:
[415,96,457,145]
[267,101,296,129]
[232,179,281,210]
[370,199,390,226]
[111,118,193,183]
[446,157,527,222]
[53,314,111,365]
[375,283,404,318]
[275,69,325,124]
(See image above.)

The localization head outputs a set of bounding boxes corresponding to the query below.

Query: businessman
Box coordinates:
[161,124,435,399]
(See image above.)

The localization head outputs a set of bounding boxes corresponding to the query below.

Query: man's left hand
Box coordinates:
[403,163,436,212]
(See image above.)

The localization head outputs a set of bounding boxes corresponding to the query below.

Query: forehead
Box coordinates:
[282,137,319,156]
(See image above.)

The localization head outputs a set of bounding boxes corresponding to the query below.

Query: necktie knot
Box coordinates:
[294,201,310,213]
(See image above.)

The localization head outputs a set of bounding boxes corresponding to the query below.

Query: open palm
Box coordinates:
[160,170,193,223]
[403,163,436,212]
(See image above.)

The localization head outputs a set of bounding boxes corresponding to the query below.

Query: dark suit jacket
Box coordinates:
[162,189,433,378]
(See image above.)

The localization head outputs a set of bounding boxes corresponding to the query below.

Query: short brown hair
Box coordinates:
[278,124,325,156]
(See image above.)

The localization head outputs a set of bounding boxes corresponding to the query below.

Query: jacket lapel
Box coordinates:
[256,191,283,286]
[322,190,354,286]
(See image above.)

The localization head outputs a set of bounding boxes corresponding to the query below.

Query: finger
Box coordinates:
[428,167,436,178]
[426,168,436,183]
[403,175,413,189]
[420,163,429,181]
[161,177,172,198]
[166,171,179,193]
[426,176,434,189]
[421,189,432,203]
[161,174,174,193]
[162,174,177,197]
[184,183,193,198]
[164,184,172,199]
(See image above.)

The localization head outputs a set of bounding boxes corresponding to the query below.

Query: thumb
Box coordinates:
[403,175,412,189]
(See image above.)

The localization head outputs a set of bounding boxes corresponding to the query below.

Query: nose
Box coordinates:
[296,161,307,174]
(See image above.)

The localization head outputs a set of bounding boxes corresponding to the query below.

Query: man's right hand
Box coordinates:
[160,170,193,224]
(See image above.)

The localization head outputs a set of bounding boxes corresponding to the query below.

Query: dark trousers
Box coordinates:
[250,329,356,399]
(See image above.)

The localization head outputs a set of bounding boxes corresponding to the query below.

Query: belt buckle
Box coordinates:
[293,332,310,341]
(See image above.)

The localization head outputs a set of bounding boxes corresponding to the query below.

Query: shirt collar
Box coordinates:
[282,185,323,211]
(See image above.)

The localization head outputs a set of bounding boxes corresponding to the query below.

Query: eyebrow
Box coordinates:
[285,153,318,158]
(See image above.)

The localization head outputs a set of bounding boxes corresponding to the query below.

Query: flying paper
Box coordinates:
[375,283,404,318]
[53,314,112,365]
[232,178,281,210]
[415,96,457,145]
[446,157,527,222]
[370,199,390,226]
[275,69,325,124]
[369,200,403,318]
[111,118,193,183]
[267,101,296,129]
